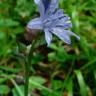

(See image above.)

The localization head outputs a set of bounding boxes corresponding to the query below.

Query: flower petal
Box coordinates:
[51,16,72,29]
[51,28,71,44]
[44,0,59,19]
[44,28,52,46]
[54,9,64,18]
[49,9,64,20]
[58,22,72,29]
[42,0,51,12]
[66,30,80,40]
[34,0,45,18]
[27,18,43,30]
[49,0,58,13]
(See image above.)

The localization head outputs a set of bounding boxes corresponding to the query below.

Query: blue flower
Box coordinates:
[27,0,80,46]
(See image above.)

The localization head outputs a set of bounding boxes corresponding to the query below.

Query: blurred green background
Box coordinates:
[0,0,96,96]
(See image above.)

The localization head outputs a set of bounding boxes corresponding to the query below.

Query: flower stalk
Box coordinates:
[24,40,36,96]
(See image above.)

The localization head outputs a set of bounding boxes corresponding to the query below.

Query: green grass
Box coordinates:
[0,0,96,96]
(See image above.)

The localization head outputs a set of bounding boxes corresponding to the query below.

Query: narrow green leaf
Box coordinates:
[29,76,51,92]
[11,79,24,96]
[74,70,87,96]
[66,78,73,96]
[0,66,20,73]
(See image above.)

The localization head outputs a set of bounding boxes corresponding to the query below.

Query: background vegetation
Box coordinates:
[0,0,96,96]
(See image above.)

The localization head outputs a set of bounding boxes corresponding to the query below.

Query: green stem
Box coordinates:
[25,58,29,96]
[24,40,36,96]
